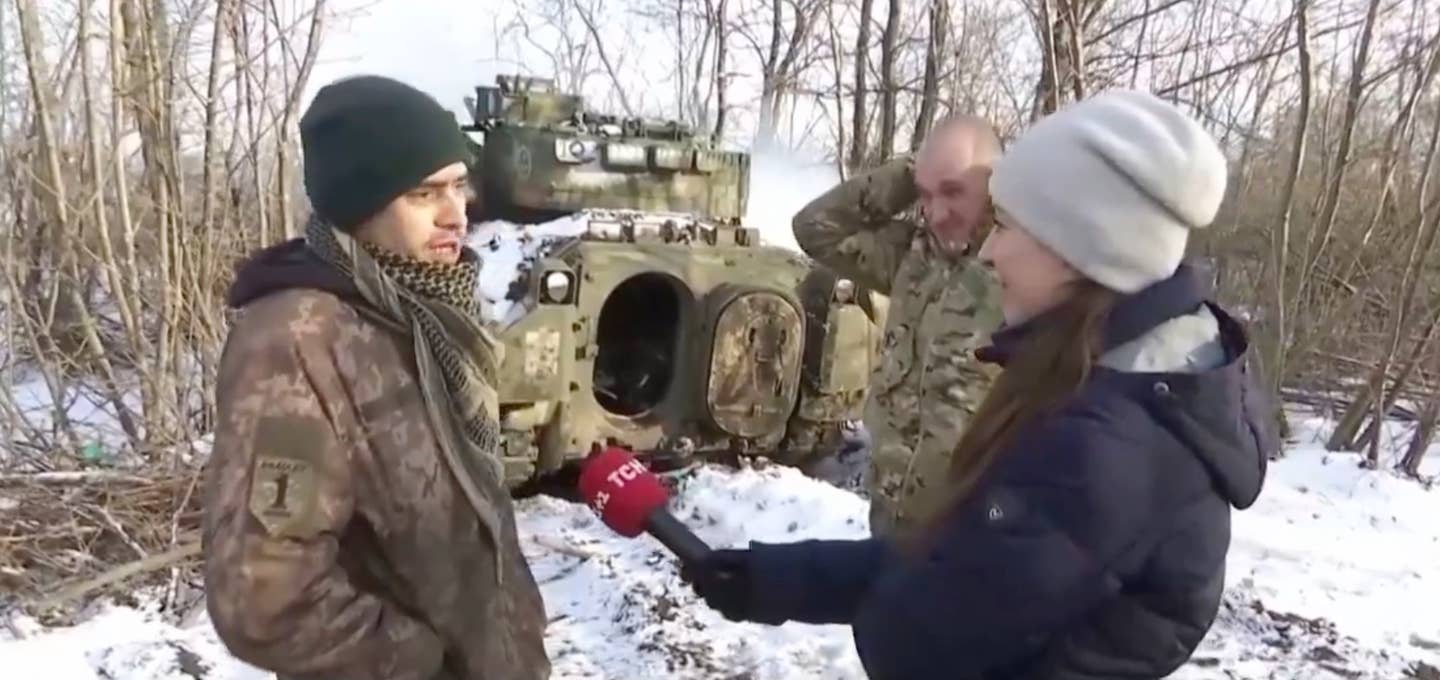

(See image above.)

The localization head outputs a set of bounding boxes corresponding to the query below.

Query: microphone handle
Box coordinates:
[645,507,713,566]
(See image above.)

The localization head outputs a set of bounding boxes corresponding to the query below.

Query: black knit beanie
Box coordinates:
[300,75,473,230]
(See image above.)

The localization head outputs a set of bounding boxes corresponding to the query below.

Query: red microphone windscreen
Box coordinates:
[577,446,669,538]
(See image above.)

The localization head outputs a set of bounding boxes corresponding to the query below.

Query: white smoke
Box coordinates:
[742,147,841,253]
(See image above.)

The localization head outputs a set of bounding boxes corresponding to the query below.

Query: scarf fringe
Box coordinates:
[305,215,508,584]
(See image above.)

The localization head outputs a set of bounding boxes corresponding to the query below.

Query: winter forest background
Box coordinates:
[2,0,1440,678]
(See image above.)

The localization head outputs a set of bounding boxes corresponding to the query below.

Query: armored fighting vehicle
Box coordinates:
[460,75,887,489]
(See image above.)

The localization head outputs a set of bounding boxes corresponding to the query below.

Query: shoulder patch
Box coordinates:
[247,415,327,538]
[250,455,320,537]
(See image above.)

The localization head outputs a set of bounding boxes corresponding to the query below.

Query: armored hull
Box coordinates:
[459,76,886,487]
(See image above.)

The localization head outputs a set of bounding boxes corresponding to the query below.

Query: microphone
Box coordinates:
[577,446,713,566]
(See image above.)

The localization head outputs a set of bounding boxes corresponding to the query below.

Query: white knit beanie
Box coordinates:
[988,90,1228,294]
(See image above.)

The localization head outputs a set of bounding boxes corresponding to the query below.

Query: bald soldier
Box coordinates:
[792,116,1004,537]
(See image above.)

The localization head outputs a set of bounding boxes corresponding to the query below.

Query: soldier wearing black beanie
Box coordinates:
[211,75,553,680]
[300,75,475,231]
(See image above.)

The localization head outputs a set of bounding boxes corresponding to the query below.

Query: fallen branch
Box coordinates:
[0,469,205,615]
[30,537,201,612]
[532,534,604,560]
[0,471,154,486]
[86,504,148,560]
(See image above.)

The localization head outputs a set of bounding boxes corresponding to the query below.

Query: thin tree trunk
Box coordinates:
[911,0,948,152]
[1032,0,1061,119]
[1266,0,1312,397]
[848,0,874,170]
[876,0,901,156]
[676,0,687,121]
[825,0,846,177]
[711,0,728,144]
[1289,0,1382,335]
[274,0,327,240]
[1325,29,1440,456]
[13,0,84,457]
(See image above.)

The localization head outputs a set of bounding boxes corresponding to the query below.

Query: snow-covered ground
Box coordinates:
[2,405,1437,680]
[4,207,1439,678]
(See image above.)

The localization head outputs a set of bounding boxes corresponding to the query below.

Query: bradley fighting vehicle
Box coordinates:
[460,75,886,489]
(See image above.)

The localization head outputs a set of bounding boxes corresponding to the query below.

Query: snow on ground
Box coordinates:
[5,215,1439,678]
[3,407,1439,679]
[519,464,870,679]
[0,603,267,680]
[1225,410,1440,658]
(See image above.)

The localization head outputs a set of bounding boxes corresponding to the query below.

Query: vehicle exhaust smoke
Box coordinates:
[743,148,841,254]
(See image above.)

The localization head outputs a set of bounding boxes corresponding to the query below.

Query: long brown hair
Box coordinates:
[909,279,1119,548]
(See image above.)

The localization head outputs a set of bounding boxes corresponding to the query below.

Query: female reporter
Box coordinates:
[682,90,1277,679]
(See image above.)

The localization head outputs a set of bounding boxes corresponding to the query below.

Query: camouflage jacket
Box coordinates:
[202,241,550,680]
[792,157,1003,536]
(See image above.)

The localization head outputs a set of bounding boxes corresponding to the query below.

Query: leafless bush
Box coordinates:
[0,0,337,616]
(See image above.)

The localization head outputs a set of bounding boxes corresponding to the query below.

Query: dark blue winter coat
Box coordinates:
[737,265,1277,679]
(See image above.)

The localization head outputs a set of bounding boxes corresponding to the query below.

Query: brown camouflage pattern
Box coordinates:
[202,288,550,680]
[792,157,1003,537]
[705,289,805,438]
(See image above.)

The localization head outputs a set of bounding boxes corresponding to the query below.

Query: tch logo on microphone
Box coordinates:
[576,446,716,565]
[589,458,648,514]
[577,446,670,538]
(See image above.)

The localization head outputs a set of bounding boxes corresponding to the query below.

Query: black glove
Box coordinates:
[680,548,754,622]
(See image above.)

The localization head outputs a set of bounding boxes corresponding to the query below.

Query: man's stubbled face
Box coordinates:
[914,126,996,254]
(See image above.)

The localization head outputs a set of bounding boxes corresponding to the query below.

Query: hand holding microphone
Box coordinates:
[576,446,759,622]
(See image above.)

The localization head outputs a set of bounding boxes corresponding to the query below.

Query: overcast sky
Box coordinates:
[302,1,513,118]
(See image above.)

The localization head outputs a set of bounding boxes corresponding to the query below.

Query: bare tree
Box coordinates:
[1030,0,1109,119]
[711,0,730,142]
[848,0,874,170]
[742,0,826,146]
[1286,0,1382,331]
[910,0,948,151]
[1265,0,1313,397]
[570,0,637,116]
[1326,27,1440,462]
[875,0,901,155]
[2,0,339,611]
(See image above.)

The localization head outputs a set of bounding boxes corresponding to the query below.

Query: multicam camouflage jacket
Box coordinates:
[201,239,550,680]
[792,157,1003,537]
